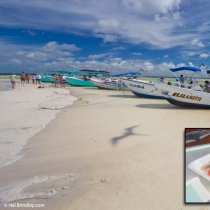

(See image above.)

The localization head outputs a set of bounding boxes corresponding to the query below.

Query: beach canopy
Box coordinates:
[111,71,141,77]
[169,66,201,72]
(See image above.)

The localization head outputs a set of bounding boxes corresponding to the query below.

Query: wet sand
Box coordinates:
[0,87,210,210]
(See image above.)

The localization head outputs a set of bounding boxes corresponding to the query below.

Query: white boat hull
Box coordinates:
[91,78,127,90]
[155,83,210,108]
[122,78,167,99]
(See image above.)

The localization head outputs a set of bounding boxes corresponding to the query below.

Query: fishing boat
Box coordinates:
[41,75,54,83]
[122,78,167,99]
[91,72,139,90]
[65,70,110,87]
[65,76,95,87]
[40,70,76,83]
[90,78,127,90]
[155,66,210,108]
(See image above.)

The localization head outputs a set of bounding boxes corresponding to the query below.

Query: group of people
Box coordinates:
[10,72,42,89]
[20,72,42,85]
[159,75,186,87]
[159,74,210,93]
[175,74,210,92]
[54,74,66,87]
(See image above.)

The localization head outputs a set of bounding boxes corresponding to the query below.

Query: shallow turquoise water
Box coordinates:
[0,79,13,91]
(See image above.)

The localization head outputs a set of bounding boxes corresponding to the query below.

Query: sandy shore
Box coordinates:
[0,86,210,209]
[0,83,77,168]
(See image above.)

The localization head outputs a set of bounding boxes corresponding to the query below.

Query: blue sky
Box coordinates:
[0,0,210,75]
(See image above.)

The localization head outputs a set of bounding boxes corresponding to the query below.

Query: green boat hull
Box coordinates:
[65,77,95,87]
[41,75,54,83]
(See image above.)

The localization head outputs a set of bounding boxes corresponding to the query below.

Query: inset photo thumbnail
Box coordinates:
[185,128,210,204]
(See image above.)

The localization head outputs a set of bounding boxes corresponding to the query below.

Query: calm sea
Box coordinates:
[0,79,12,91]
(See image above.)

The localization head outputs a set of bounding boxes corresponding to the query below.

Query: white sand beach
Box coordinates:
[0,83,77,168]
[0,85,210,210]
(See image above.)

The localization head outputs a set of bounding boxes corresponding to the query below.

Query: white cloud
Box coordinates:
[156,62,175,71]
[131,52,142,56]
[142,61,155,71]
[183,51,197,57]
[163,54,169,58]
[42,41,80,52]
[200,53,209,58]
[0,0,205,49]
[95,33,118,42]
[94,18,121,33]
[0,39,209,76]
[22,29,37,36]
[11,58,21,64]
[188,62,194,66]
[0,40,80,71]
[191,38,205,47]
[26,52,47,61]
[121,0,181,16]
[110,46,125,51]
[88,53,110,60]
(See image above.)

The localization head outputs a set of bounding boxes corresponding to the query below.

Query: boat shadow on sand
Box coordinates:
[111,125,147,145]
[136,103,210,110]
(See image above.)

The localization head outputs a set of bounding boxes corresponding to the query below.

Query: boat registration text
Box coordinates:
[172,92,202,101]
[129,84,144,89]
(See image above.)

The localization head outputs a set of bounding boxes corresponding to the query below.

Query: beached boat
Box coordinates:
[91,72,140,90]
[122,78,167,99]
[155,66,210,108]
[91,78,127,90]
[155,83,210,108]
[65,70,110,87]
[41,75,54,83]
[65,76,95,87]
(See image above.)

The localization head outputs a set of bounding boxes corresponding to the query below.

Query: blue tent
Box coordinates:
[111,71,141,77]
[170,66,201,72]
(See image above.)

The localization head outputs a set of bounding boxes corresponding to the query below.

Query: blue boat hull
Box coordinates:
[131,91,166,99]
[167,98,210,108]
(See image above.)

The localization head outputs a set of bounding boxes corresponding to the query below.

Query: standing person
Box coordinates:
[54,74,58,87]
[32,74,36,84]
[117,79,123,91]
[59,74,64,87]
[62,75,66,88]
[20,71,26,85]
[188,80,193,89]
[204,81,210,93]
[36,74,39,84]
[26,74,30,84]
[159,77,164,83]
[10,74,16,89]
[36,74,41,84]
[25,73,28,84]
[38,74,42,84]
[83,75,88,81]
[175,78,181,87]
[179,74,185,86]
